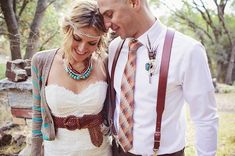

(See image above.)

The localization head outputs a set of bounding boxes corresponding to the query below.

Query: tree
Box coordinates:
[0,0,56,60]
[0,0,22,60]
[160,0,235,84]
[24,0,56,59]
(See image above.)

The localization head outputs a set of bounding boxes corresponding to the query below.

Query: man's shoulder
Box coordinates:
[172,30,206,59]
[174,30,201,47]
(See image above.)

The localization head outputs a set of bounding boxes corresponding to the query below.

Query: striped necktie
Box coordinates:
[118,39,142,152]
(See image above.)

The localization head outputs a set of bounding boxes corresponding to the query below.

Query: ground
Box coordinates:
[0,84,235,155]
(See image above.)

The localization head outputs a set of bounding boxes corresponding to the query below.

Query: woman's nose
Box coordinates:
[77,43,87,54]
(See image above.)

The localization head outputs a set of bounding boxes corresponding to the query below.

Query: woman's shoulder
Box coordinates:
[91,53,108,79]
[32,48,58,65]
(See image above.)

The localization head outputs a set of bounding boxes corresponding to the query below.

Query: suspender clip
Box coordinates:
[153,148,159,156]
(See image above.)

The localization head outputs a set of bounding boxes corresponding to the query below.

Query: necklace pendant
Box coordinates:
[149,72,152,84]
[145,62,150,71]
[146,59,157,84]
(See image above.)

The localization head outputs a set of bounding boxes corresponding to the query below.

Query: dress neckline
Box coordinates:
[45,81,107,95]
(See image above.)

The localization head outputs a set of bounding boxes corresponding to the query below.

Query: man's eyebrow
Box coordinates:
[98,8,110,16]
[97,8,105,15]
[97,8,101,14]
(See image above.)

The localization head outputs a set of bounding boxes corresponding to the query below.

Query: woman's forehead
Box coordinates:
[73,26,101,39]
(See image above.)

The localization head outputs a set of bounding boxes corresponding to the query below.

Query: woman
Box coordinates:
[31,0,111,155]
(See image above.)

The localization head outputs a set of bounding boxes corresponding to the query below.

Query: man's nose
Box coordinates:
[104,19,111,30]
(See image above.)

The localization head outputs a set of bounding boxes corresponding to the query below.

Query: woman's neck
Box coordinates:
[58,49,88,73]
[69,60,87,73]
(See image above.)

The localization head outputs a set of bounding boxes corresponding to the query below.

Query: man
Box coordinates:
[98,0,218,155]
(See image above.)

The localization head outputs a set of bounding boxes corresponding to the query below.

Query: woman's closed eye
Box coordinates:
[104,11,113,20]
[73,34,98,46]
[88,42,98,46]
[73,34,81,42]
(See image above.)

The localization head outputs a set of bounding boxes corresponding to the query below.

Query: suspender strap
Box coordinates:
[110,39,126,135]
[154,29,175,152]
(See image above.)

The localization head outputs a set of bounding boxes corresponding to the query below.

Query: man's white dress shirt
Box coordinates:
[108,20,218,156]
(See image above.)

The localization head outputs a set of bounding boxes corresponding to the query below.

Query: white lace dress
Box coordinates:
[44,81,111,156]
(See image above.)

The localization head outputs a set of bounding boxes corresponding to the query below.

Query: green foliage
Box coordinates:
[149,0,160,7]
[0,0,73,56]
[160,0,235,82]
[19,1,37,54]
[18,1,64,53]
[217,83,235,93]
[0,63,6,80]
[38,3,61,51]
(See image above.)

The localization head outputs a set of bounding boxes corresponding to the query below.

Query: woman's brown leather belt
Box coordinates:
[52,112,104,147]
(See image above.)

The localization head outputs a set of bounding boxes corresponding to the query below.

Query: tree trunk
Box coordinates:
[225,41,235,85]
[0,0,21,60]
[216,62,225,83]
[24,0,47,59]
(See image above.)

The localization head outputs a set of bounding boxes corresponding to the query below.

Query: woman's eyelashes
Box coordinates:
[73,34,81,42]
[104,11,113,20]
[73,34,98,46]
[89,42,98,46]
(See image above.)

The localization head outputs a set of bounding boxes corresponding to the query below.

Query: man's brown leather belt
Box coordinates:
[52,112,104,147]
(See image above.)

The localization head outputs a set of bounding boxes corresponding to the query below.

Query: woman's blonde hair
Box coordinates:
[61,0,107,60]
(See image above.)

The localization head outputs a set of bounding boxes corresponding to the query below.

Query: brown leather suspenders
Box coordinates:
[154,29,175,153]
[109,29,175,152]
[110,39,126,135]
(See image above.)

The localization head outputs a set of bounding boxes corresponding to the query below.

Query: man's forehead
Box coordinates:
[97,0,116,13]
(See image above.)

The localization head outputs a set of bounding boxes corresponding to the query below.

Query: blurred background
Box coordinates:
[0,0,235,155]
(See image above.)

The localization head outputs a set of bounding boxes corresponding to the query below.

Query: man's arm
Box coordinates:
[183,43,218,156]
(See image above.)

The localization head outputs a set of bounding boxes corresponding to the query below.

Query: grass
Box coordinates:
[0,63,6,79]
[184,92,235,156]
[185,112,235,156]
[217,113,235,156]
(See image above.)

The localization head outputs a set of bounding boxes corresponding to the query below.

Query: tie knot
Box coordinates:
[128,39,142,52]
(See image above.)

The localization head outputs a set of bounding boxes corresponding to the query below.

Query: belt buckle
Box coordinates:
[64,115,80,130]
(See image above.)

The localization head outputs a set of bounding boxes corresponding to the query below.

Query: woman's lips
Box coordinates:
[74,49,86,55]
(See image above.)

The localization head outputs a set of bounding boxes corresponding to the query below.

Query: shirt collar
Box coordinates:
[137,19,167,48]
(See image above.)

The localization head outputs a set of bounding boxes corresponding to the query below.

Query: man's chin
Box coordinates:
[118,32,127,39]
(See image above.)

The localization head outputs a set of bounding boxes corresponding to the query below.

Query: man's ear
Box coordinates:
[128,0,141,9]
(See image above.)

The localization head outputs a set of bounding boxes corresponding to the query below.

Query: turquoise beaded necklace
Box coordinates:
[63,59,93,80]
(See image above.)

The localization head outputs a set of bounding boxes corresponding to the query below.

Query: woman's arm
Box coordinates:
[31,54,43,156]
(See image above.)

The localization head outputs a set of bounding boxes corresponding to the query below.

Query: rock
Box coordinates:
[24,66,31,76]
[5,59,31,82]
[12,134,26,147]
[5,69,27,82]
[6,59,27,70]
[0,132,12,147]
[0,122,18,131]
[18,134,31,156]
